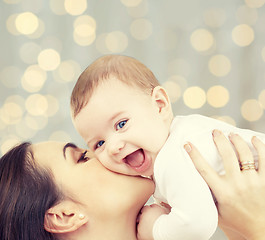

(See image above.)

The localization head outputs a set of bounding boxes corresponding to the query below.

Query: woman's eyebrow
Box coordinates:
[63,142,78,158]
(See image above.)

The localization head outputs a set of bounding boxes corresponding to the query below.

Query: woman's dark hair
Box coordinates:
[0,142,63,240]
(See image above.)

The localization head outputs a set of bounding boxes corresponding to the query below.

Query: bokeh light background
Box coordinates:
[1,0,265,238]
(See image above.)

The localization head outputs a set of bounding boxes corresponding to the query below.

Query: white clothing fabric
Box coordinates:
[153,114,265,240]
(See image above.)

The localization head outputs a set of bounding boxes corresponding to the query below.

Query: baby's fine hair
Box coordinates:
[70,54,160,118]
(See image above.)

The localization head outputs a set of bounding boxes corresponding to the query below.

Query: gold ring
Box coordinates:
[240,161,255,171]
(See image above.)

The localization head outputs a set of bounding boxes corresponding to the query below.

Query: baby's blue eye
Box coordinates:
[95,140,105,149]
[117,120,127,130]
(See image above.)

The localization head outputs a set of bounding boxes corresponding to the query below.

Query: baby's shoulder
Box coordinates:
[172,114,214,132]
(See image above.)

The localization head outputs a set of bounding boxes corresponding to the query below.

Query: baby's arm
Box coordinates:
[176,115,265,170]
[152,138,218,240]
[137,204,170,240]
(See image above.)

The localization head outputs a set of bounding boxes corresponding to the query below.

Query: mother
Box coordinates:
[1,136,265,240]
[0,141,154,240]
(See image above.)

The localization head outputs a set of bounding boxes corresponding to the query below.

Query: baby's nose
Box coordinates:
[108,140,125,155]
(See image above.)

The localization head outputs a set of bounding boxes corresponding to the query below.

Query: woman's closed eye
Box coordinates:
[77,150,89,163]
[116,119,128,130]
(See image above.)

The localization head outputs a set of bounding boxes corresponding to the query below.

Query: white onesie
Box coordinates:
[152,114,265,240]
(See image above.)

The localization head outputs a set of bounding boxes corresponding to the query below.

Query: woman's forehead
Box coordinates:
[32,141,64,153]
[31,141,65,165]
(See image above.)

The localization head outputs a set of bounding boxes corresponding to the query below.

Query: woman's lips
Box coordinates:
[124,149,152,173]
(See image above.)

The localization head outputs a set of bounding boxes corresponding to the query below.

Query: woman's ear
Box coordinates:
[151,86,172,118]
[44,201,88,234]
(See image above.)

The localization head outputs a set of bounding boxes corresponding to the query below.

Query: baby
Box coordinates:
[70,55,265,240]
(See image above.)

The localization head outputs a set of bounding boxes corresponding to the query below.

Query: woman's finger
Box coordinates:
[228,133,255,174]
[184,142,222,195]
[212,130,240,175]
[252,136,265,174]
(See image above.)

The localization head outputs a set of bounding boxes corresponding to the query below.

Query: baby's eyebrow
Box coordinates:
[63,142,78,158]
[108,111,123,123]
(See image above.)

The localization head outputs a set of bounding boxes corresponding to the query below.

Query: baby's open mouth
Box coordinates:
[124,149,145,168]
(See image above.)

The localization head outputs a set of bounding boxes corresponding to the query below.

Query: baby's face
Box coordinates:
[73,76,169,177]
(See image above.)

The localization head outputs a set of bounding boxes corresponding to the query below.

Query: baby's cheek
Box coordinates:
[98,156,111,168]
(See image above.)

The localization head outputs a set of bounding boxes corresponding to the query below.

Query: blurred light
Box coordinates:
[96,33,112,54]
[258,90,265,109]
[49,0,67,15]
[49,131,71,142]
[64,0,87,16]
[0,102,23,125]
[0,118,7,131]
[236,5,258,25]
[25,114,48,130]
[260,47,265,63]
[0,66,22,88]
[44,95,59,117]
[232,24,254,47]
[73,15,96,46]
[167,59,191,77]
[207,85,229,108]
[74,15,96,28]
[15,120,37,139]
[27,18,45,39]
[74,31,96,46]
[241,99,263,121]
[1,138,21,155]
[19,42,41,64]
[203,8,226,28]
[21,65,47,92]
[53,60,81,83]
[106,31,128,53]
[6,14,20,35]
[212,115,236,126]
[155,29,178,51]
[183,86,206,109]
[21,0,43,13]
[162,81,181,103]
[5,95,25,110]
[24,116,39,130]
[245,0,265,8]
[130,18,152,40]
[25,94,48,116]
[121,0,143,7]
[41,36,63,53]
[127,0,148,18]
[208,54,231,77]
[4,0,21,3]
[15,12,39,35]
[75,24,95,37]
[38,49,61,71]
[190,28,214,52]
[167,75,187,91]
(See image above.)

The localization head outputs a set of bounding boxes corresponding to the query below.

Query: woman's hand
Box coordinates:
[184,130,265,240]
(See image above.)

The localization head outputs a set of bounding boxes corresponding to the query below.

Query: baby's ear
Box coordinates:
[44,201,88,234]
[151,86,172,117]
